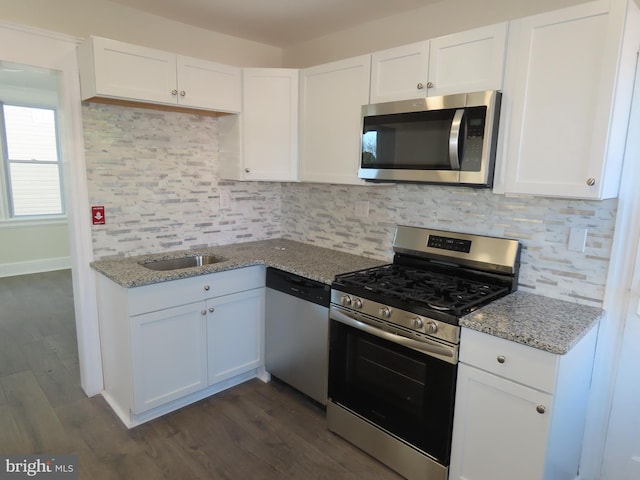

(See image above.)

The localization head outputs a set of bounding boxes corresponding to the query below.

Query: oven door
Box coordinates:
[328,306,457,464]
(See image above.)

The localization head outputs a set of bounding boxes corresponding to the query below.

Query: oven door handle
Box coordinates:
[330,308,458,365]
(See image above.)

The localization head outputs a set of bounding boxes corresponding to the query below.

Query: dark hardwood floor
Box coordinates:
[0,270,402,479]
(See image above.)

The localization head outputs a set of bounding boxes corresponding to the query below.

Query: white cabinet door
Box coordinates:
[207,288,265,385]
[427,23,507,97]
[177,55,241,113]
[369,24,507,103]
[499,0,635,199]
[131,302,208,414]
[79,36,241,113]
[242,68,299,181]
[449,363,552,480]
[370,41,429,103]
[299,55,371,185]
[86,36,177,105]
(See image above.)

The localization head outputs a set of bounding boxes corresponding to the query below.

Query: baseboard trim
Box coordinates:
[0,256,72,278]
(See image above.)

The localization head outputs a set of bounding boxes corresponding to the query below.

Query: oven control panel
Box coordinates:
[332,290,460,345]
[427,235,472,253]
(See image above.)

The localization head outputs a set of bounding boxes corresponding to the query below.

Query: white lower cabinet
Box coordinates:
[96,266,266,428]
[131,302,208,414]
[450,326,598,480]
[207,288,264,384]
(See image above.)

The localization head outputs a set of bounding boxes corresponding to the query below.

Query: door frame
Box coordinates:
[0,21,103,395]
[580,50,640,479]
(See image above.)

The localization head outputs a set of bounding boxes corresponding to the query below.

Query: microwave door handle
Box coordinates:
[449,108,465,170]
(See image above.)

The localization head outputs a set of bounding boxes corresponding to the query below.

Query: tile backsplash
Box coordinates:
[281,183,617,307]
[82,105,616,307]
[82,103,281,259]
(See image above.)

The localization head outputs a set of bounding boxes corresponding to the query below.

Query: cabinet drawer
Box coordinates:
[460,328,558,393]
[129,275,206,316]
[128,266,266,316]
[205,265,265,299]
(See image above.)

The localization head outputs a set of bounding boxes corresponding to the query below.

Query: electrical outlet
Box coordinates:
[568,227,587,252]
[219,192,231,210]
[355,200,369,218]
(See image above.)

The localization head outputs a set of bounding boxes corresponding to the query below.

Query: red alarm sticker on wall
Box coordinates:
[92,206,105,225]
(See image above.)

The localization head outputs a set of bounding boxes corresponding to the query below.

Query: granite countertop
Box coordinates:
[460,291,604,355]
[92,238,604,355]
[90,238,388,288]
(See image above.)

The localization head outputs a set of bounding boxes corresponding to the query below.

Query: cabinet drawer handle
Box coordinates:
[536,405,546,414]
[497,355,506,364]
[204,285,210,291]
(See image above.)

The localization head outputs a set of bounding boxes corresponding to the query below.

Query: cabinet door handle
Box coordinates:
[427,81,435,89]
[586,177,596,186]
[497,355,506,364]
[536,405,546,414]
[204,285,210,291]
[201,309,207,316]
[180,90,186,97]
[171,89,178,96]
[245,168,250,173]
[417,82,424,90]
[209,307,215,313]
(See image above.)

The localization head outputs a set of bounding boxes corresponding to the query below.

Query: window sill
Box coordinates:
[0,216,68,229]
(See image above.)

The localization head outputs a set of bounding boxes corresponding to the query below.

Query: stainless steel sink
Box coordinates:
[140,255,227,271]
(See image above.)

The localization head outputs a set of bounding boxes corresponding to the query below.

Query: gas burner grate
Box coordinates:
[335,264,509,316]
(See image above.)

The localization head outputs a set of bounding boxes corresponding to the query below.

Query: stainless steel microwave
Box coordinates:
[359,90,501,187]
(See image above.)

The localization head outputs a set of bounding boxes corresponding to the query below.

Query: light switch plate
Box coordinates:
[355,200,369,218]
[568,227,588,252]
[219,192,231,210]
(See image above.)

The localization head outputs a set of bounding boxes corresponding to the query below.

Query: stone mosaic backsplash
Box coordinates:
[81,104,616,307]
[82,103,281,259]
[280,183,617,307]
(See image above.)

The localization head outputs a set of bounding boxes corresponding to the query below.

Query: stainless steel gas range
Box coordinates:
[327,225,521,480]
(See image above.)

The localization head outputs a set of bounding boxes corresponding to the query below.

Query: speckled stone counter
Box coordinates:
[90,238,387,288]
[92,239,603,355]
[461,291,604,355]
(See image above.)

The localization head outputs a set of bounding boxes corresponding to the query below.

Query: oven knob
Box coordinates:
[341,295,352,306]
[353,298,363,309]
[412,317,424,329]
[380,307,392,318]
[425,321,438,334]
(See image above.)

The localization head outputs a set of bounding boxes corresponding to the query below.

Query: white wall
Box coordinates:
[0,222,71,277]
[0,0,283,67]
[282,0,590,67]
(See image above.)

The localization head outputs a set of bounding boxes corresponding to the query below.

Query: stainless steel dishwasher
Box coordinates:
[265,267,331,405]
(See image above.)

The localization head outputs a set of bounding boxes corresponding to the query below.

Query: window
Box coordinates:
[0,103,64,218]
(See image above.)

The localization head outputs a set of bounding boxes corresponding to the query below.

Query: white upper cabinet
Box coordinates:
[299,55,371,185]
[427,23,507,97]
[369,23,507,103]
[176,55,241,113]
[219,68,299,181]
[497,0,640,199]
[370,41,430,103]
[77,36,241,113]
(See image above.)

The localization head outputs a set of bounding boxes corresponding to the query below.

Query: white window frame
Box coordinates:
[0,100,66,222]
